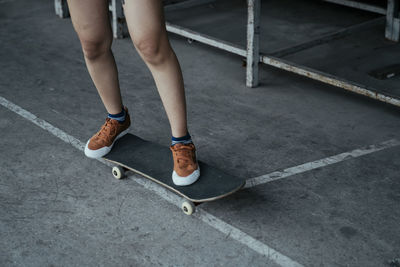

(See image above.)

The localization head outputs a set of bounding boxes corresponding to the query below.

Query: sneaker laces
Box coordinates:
[172,144,196,167]
[96,118,117,143]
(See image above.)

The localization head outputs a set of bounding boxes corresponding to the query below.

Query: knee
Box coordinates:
[80,37,111,61]
[133,36,170,65]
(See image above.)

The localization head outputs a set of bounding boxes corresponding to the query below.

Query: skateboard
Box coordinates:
[103,133,245,215]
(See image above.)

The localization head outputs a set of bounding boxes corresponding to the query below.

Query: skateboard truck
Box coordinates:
[111,165,197,215]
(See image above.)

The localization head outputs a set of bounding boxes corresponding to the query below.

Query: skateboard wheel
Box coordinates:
[112,166,124,179]
[181,201,195,215]
[187,38,194,44]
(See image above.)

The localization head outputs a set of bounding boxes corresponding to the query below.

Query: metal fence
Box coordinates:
[54,0,400,108]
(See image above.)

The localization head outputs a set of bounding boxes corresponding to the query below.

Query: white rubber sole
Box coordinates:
[84,128,130,159]
[172,166,200,186]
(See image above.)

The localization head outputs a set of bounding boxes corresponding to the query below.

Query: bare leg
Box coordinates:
[123,0,188,137]
[66,0,123,114]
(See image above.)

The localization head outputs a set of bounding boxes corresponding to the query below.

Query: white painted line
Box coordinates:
[0,96,84,151]
[126,176,302,266]
[195,210,303,267]
[245,139,400,188]
[0,96,304,267]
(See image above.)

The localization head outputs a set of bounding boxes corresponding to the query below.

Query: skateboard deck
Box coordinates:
[103,133,245,205]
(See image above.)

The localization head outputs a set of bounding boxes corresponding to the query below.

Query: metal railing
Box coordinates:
[54,0,400,108]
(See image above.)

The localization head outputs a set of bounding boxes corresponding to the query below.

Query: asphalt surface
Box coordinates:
[1,0,399,266]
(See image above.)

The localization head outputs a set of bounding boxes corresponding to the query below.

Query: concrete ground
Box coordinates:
[1,0,399,266]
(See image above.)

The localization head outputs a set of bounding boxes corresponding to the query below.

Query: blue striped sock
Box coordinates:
[108,108,126,123]
[171,132,192,146]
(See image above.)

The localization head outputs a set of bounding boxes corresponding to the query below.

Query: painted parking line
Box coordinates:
[134,175,303,267]
[0,96,304,267]
[245,139,400,189]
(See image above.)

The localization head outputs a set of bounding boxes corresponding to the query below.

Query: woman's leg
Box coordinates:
[123,0,199,186]
[67,0,131,159]
[66,0,123,114]
[123,0,188,138]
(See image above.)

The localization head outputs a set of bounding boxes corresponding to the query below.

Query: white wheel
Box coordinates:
[181,201,195,215]
[187,38,194,44]
[112,166,124,179]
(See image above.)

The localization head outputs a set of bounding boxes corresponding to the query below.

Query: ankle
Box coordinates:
[171,132,192,146]
[108,107,126,123]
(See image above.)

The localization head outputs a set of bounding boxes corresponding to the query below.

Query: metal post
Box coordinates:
[53,0,400,107]
[386,0,400,42]
[260,54,400,107]
[246,0,260,87]
[110,0,128,39]
[54,0,69,18]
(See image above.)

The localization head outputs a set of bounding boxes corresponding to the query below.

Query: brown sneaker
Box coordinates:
[84,107,131,159]
[170,143,200,186]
